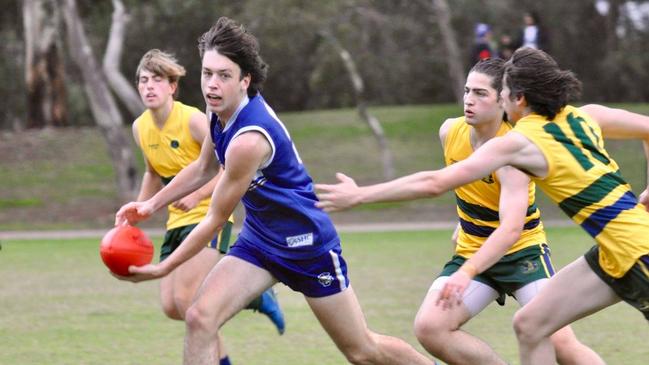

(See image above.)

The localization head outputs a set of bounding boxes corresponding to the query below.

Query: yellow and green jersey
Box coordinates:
[136,101,232,229]
[444,117,546,258]
[514,105,649,277]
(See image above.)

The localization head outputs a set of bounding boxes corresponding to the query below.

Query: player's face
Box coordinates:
[463,71,503,126]
[500,77,523,122]
[201,49,251,122]
[137,70,176,110]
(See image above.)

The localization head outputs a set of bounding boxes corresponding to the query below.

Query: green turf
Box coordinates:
[2,103,646,230]
[0,227,646,364]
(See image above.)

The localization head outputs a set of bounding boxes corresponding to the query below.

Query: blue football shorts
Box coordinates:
[228,239,350,298]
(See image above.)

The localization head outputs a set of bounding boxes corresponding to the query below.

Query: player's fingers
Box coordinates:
[316,192,331,201]
[314,183,330,192]
[436,285,450,305]
[336,172,353,183]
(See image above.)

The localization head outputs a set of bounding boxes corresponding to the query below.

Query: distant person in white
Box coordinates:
[519,11,547,51]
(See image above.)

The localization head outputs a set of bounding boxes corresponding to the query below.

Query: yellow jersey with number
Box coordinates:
[513,105,649,277]
[136,101,230,230]
[444,117,546,258]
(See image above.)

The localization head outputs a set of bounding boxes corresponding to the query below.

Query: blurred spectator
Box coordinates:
[498,34,516,60]
[517,10,549,51]
[469,23,494,65]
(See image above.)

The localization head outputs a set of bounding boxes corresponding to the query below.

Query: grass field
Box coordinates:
[2,103,648,230]
[1,227,647,365]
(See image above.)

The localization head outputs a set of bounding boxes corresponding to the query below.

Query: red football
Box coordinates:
[100,225,154,276]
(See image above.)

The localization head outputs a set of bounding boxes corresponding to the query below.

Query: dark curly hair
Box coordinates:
[470,58,506,95]
[197,17,268,98]
[503,47,581,120]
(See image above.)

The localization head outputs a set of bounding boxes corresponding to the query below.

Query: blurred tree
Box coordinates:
[429,0,465,103]
[1,1,25,130]
[103,0,144,118]
[318,27,395,179]
[6,0,649,132]
[61,0,138,201]
[23,0,68,128]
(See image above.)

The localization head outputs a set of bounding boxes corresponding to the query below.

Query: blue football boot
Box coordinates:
[257,288,285,335]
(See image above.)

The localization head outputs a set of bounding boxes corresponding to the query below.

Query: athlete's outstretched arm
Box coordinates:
[315,133,527,212]
[119,131,272,282]
[437,166,530,309]
[580,104,649,209]
[115,134,220,226]
[172,112,222,212]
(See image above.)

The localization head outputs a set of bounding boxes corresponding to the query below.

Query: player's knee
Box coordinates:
[512,308,540,343]
[550,328,585,363]
[160,297,183,320]
[339,333,380,365]
[185,304,218,337]
[413,310,452,349]
[173,293,192,319]
[343,348,374,365]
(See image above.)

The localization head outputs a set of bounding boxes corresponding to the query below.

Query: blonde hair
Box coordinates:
[135,49,186,85]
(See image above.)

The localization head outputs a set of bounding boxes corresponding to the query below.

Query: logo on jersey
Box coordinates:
[148,143,159,149]
[170,140,180,148]
[481,173,495,184]
[520,260,539,274]
[286,233,313,247]
[317,272,334,287]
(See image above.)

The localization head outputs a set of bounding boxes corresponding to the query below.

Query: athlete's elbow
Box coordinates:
[503,225,523,242]
[421,172,447,198]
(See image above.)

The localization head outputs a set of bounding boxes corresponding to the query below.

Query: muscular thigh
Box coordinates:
[428,276,499,320]
[159,224,225,308]
[306,287,373,351]
[517,256,620,335]
[192,255,277,324]
[172,248,221,298]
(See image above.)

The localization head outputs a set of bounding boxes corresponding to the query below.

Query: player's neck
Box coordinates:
[150,99,174,128]
[470,119,502,148]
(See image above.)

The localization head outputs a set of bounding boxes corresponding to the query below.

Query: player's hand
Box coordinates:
[172,194,200,212]
[314,173,361,212]
[115,201,154,226]
[111,263,167,283]
[436,270,471,310]
[639,188,649,211]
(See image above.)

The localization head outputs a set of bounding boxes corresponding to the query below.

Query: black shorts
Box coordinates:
[160,221,233,261]
[584,245,649,321]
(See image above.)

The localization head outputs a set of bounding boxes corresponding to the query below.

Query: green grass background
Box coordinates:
[1,227,647,365]
[1,103,647,230]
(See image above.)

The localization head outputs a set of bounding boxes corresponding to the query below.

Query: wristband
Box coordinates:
[459,262,478,279]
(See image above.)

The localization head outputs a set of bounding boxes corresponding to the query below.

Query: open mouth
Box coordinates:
[206,94,222,103]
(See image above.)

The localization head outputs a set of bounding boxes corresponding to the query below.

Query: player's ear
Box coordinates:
[515,93,527,107]
[240,72,251,91]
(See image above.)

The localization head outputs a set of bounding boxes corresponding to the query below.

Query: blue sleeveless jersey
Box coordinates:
[210,94,339,259]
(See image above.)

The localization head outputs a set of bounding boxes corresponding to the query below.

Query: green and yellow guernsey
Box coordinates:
[136,101,233,230]
[514,105,649,278]
[444,117,547,259]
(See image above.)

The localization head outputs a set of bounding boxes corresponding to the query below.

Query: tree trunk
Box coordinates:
[431,0,465,103]
[319,29,395,180]
[61,0,138,202]
[103,0,144,118]
[23,0,68,128]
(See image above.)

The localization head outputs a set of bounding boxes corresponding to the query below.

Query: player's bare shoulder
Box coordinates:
[439,117,458,146]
